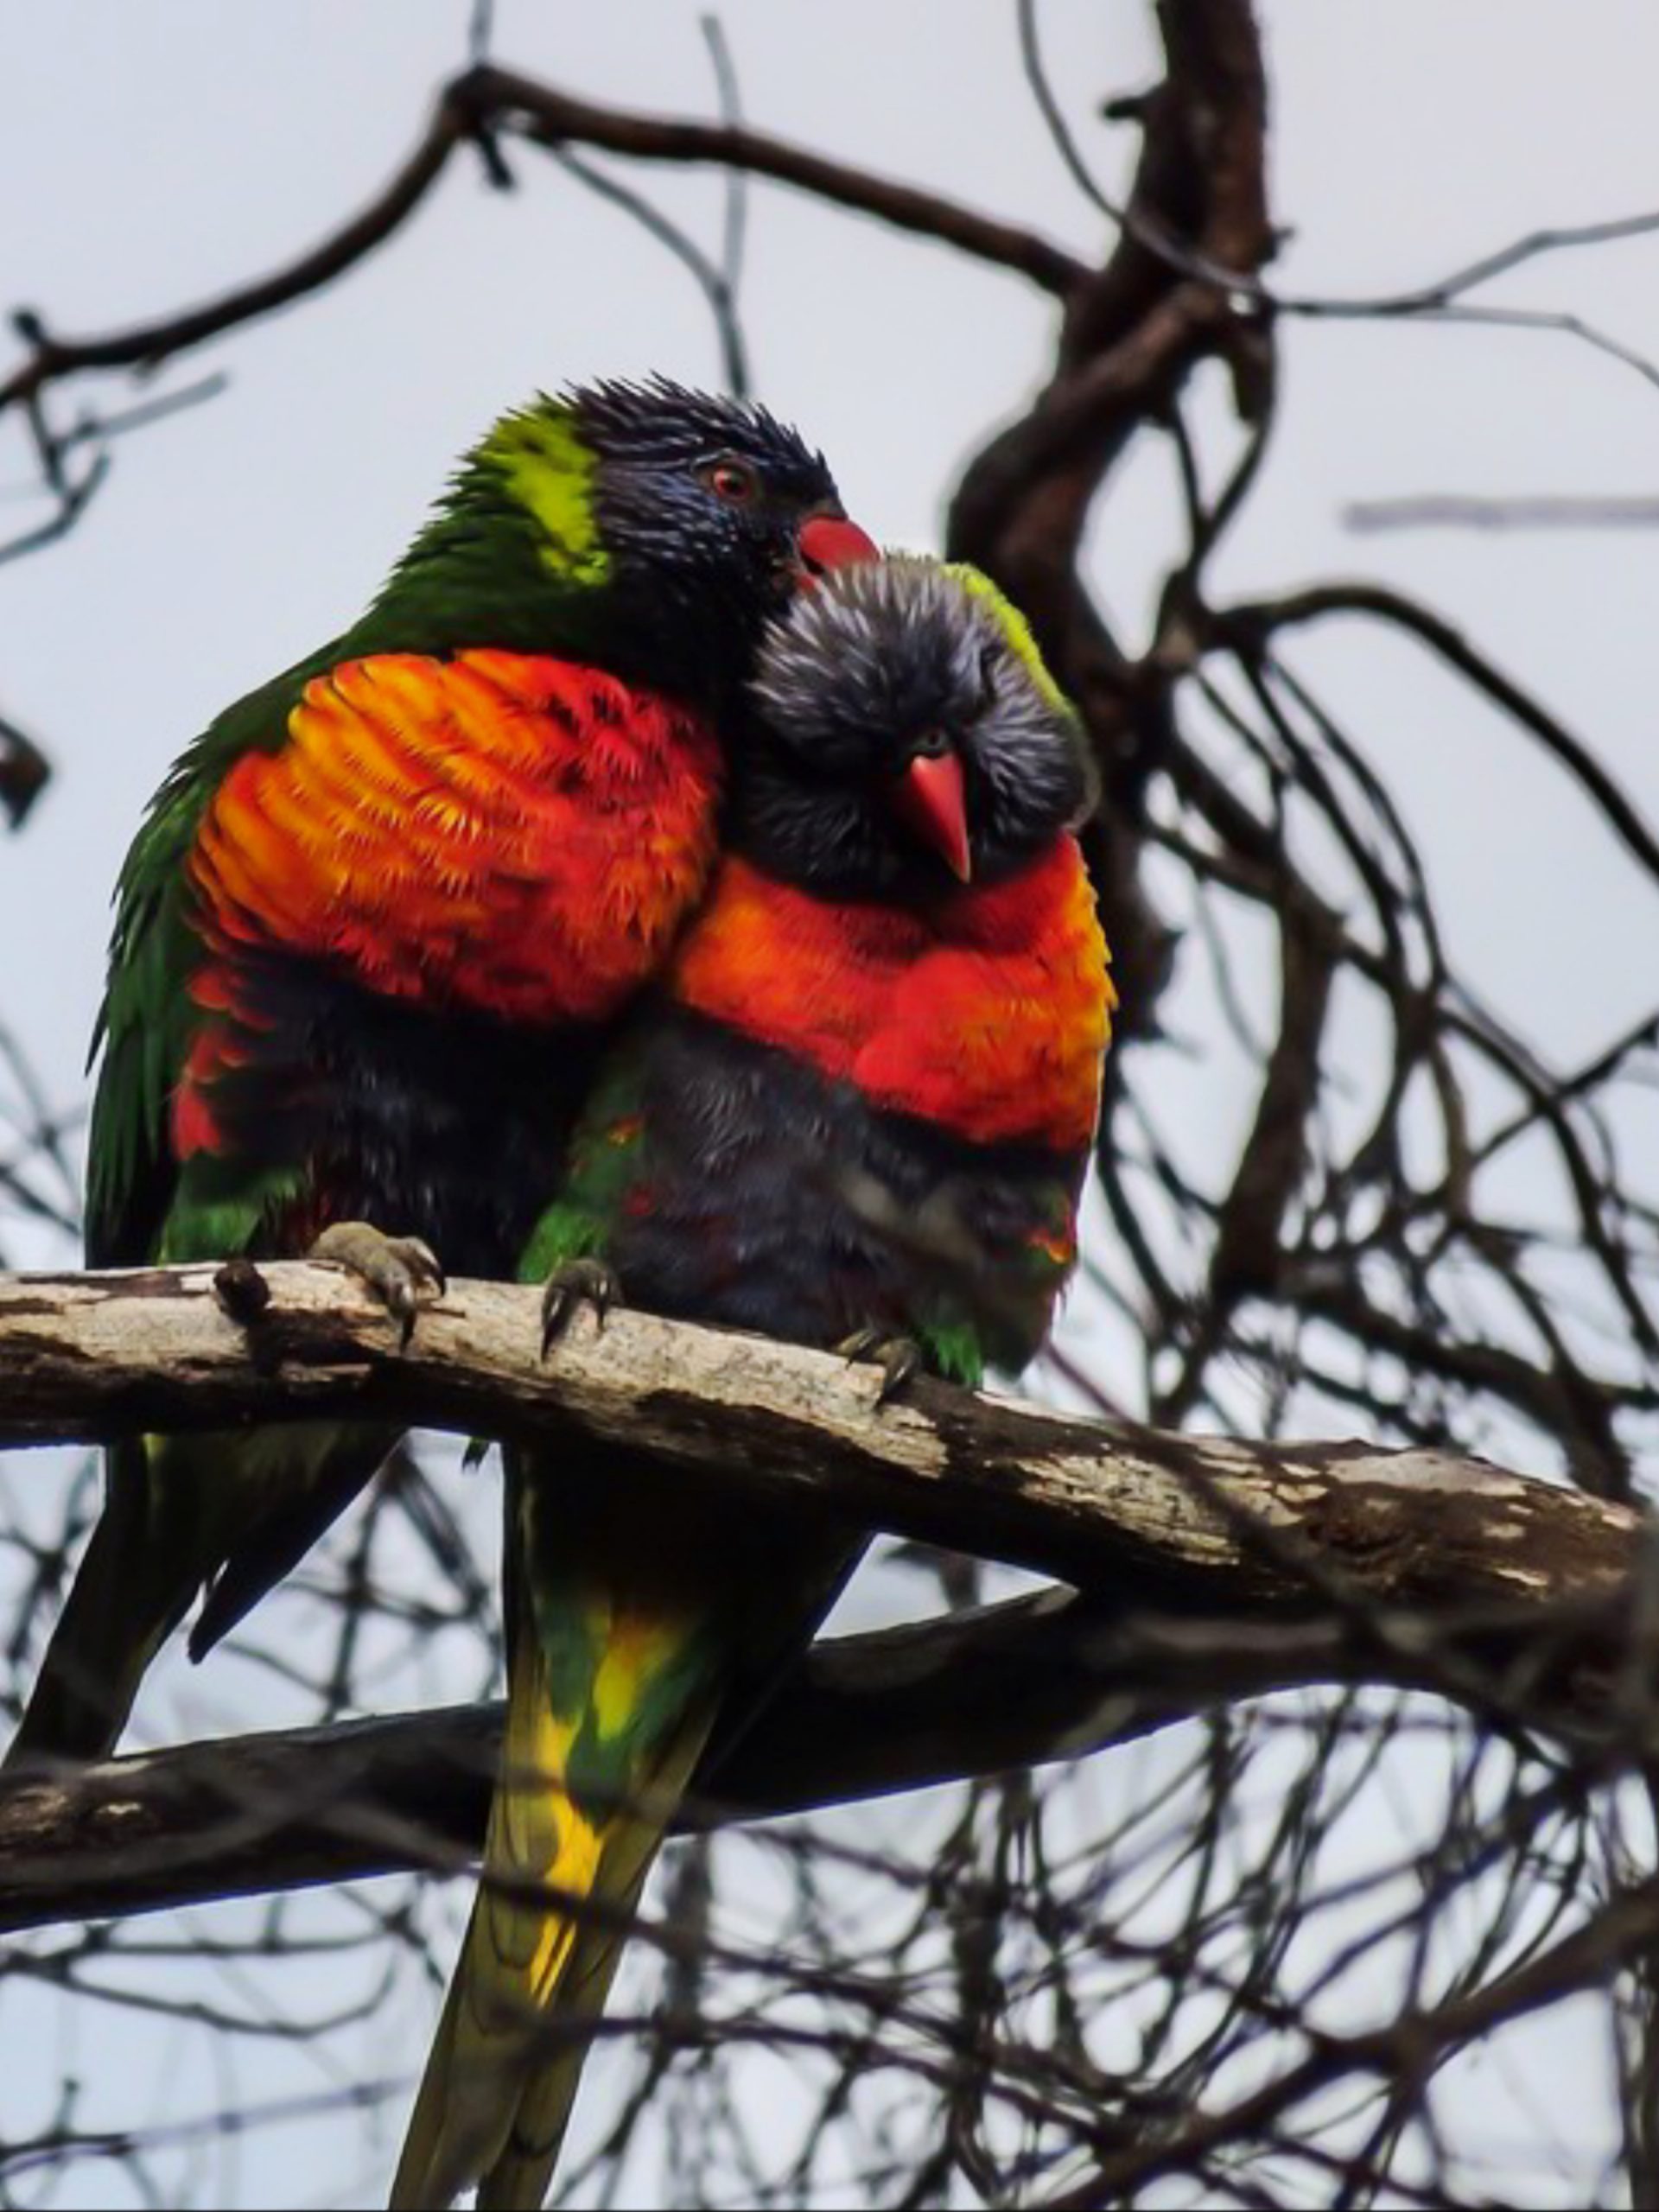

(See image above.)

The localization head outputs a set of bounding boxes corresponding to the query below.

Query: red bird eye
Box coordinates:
[702,460,759,505]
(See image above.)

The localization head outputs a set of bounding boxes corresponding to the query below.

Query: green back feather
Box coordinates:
[87,397,612,1267]
[86,641,346,1262]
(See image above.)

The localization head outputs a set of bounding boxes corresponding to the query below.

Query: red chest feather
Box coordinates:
[671,845,1114,1152]
[189,651,722,1026]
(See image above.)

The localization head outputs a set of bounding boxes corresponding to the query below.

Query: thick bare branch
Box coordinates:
[0,1262,1640,1625]
[0,1595,1396,1933]
[5,1560,1650,1937]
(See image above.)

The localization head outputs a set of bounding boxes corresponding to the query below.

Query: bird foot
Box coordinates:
[213,1255,271,1325]
[541,1257,624,1357]
[836,1327,924,1406]
[309,1221,446,1344]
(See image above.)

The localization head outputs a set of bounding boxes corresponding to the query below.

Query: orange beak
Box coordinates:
[892,750,972,883]
[796,512,880,585]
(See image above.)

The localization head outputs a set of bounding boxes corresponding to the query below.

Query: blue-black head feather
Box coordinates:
[372,379,856,709]
[741,556,1096,896]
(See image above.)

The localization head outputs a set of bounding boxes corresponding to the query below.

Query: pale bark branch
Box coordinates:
[0,1262,1639,1614]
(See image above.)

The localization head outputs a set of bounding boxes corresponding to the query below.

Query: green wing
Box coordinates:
[84,644,346,1266]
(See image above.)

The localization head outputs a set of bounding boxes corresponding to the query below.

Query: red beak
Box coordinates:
[796,512,880,582]
[892,751,972,883]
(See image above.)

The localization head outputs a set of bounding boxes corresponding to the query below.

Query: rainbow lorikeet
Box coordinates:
[391,556,1116,2209]
[8,379,874,1768]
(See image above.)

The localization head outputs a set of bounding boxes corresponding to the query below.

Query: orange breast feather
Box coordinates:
[188,652,723,1026]
[672,842,1114,1153]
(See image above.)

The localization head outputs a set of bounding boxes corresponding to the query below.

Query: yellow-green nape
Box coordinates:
[943,561,1075,720]
[481,401,611,587]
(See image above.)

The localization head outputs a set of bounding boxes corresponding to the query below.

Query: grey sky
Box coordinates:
[6,3,1659,1122]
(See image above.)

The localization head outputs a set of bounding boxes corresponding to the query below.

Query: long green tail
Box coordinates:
[7,1422,393,1768]
[4,1441,190,1767]
[391,1458,725,2210]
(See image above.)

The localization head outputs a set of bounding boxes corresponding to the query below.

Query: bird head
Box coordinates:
[373,379,875,704]
[741,556,1096,897]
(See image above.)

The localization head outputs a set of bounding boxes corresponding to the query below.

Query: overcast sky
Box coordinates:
[5,3,1659,1147]
[3,4,1659,2203]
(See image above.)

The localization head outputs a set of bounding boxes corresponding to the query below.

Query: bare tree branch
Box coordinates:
[1345,495,1659,533]
[0,60,1081,435]
[0,1262,1640,1626]
[6,1558,1654,1939]
[0,1596,1413,1934]
[1220,578,1659,891]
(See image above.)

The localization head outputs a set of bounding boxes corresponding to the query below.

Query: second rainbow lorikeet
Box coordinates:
[8,378,874,1769]
[391,556,1116,2209]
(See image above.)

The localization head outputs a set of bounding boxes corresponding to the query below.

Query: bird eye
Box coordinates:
[701,459,760,505]
[977,643,1003,702]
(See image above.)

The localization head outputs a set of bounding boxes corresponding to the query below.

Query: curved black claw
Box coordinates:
[541,1257,624,1357]
[836,1327,925,1407]
[310,1221,446,1345]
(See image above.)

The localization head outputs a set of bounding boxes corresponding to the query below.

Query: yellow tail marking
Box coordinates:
[591,1612,691,1741]
[493,1669,605,2007]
